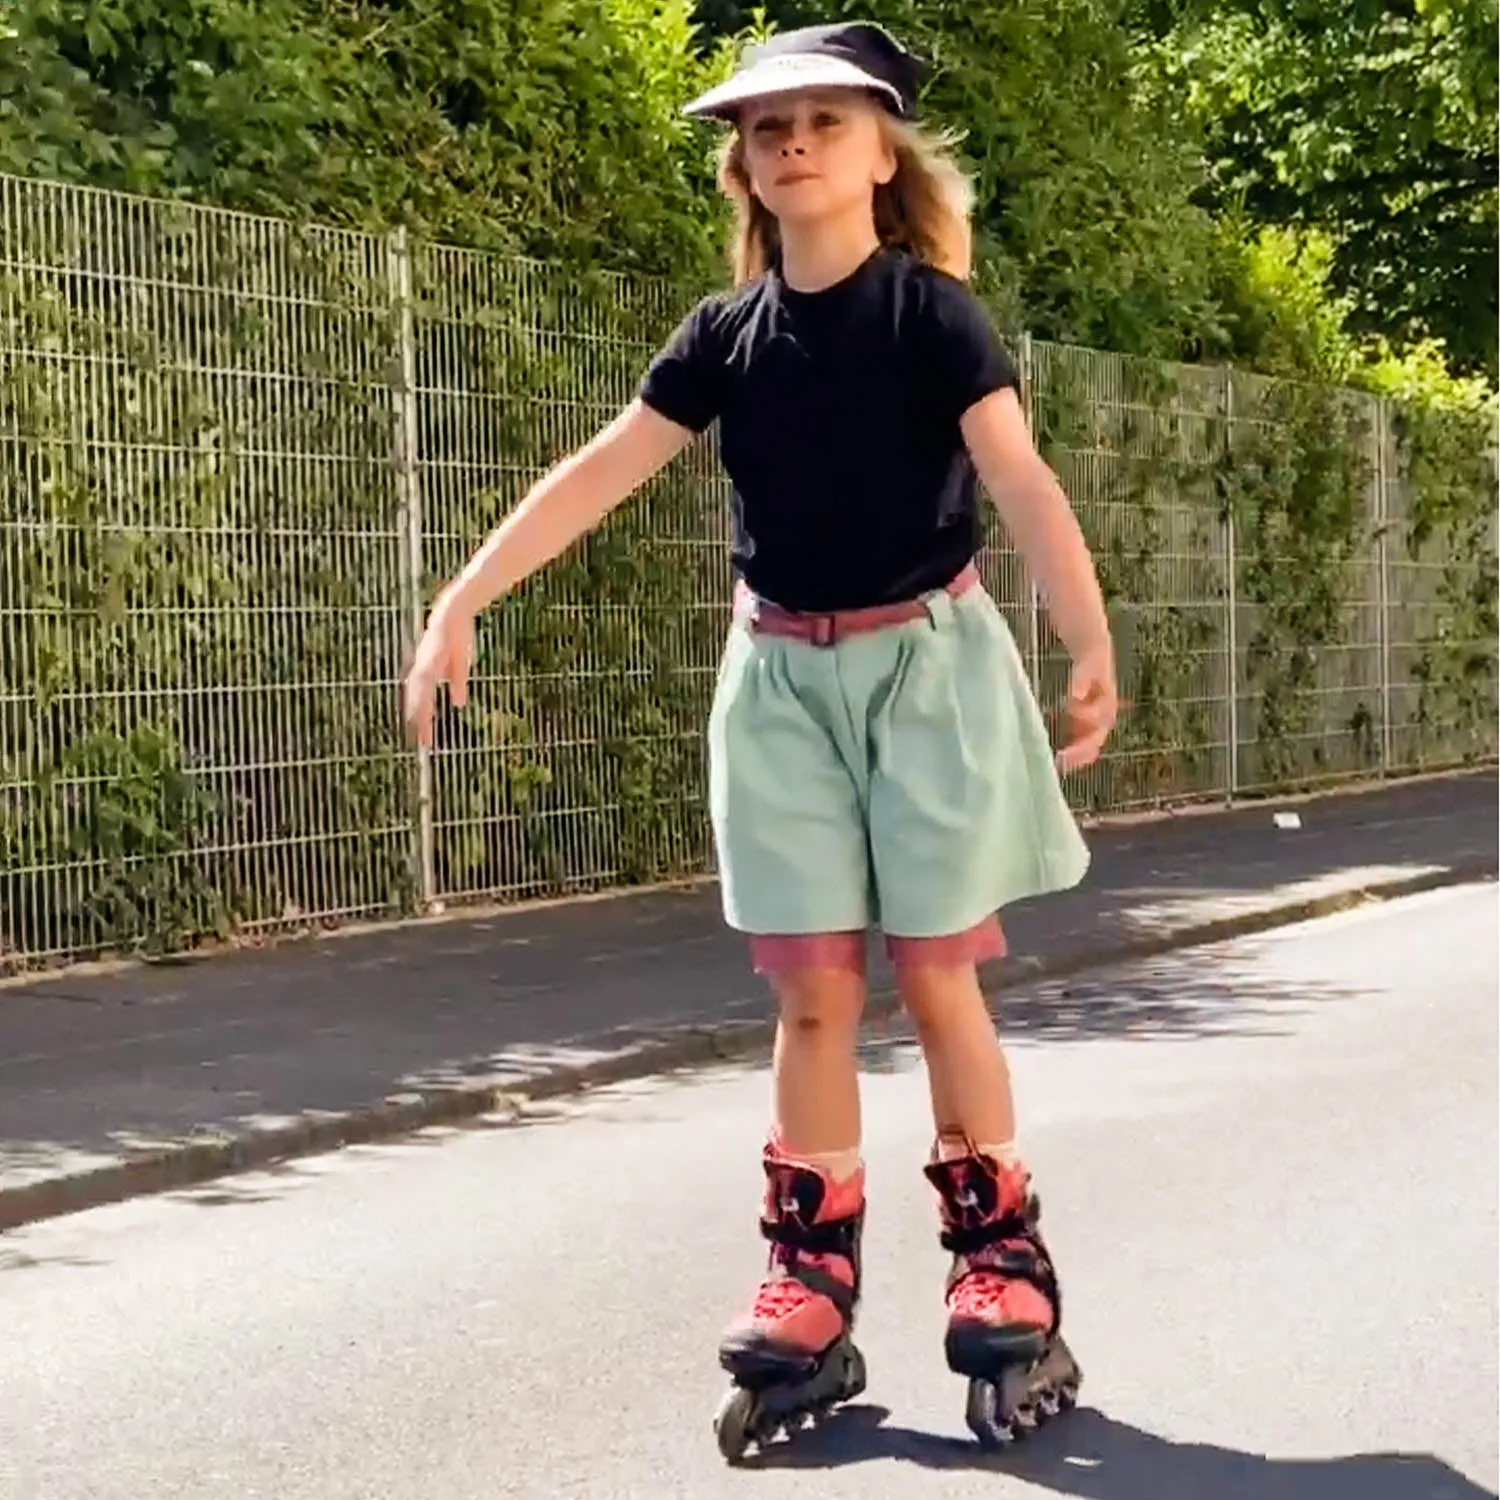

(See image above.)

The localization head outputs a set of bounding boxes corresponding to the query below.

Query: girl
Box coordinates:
[404,21,1118,1457]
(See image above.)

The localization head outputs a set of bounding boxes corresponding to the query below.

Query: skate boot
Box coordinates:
[924,1139,1081,1449]
[712,1137,867,1463]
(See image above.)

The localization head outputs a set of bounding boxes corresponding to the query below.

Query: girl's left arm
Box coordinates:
[961,386,1119,770]
[959,386,1111,664]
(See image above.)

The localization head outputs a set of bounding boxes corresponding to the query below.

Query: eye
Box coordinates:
[753,116,788,138]
[813,111,842,129]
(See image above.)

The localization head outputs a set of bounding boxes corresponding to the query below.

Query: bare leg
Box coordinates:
[898,962,1015,1150]
[900,957,1061,1376]
[768,966,866,1158]
[717,957,868,1375]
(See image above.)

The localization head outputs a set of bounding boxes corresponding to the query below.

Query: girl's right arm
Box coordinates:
[439,398,692,618]
[403,398,693,744]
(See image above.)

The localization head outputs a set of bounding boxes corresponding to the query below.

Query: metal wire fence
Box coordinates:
[2,174,1494,969]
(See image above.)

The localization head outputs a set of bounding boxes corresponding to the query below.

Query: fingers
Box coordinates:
[402,613,475,747]
[1056,697,1110,770]
[403,669,435,748]
[1056,724,1108,773]
[402,649,446,749]
[1055,673,1118,774]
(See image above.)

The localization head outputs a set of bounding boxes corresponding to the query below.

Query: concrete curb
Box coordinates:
[7,765,1490,993]
[3,859,1492,1234]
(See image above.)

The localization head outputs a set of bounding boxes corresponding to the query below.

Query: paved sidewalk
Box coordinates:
[1,770,1494,1230]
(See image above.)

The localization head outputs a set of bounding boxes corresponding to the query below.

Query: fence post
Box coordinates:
[1375,394,1393,775]
[387,226,437,910]
[1019,331,1042,689]
[1223,364,1239,802]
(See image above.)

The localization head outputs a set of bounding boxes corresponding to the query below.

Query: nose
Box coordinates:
[777,115,814,156]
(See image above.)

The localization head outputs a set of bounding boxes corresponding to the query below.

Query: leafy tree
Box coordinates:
[0,0,723,276]
[690,0,803,39]
[4,0,1492,374]
[1144,0,1498,374]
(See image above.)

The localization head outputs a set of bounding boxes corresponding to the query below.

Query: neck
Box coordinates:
[777,207,881,292]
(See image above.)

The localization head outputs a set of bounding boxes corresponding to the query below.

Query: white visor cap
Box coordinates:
[683,51,906,121]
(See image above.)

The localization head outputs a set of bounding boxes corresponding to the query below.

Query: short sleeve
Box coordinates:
[638,296,727,434]
[919,272,1021,426]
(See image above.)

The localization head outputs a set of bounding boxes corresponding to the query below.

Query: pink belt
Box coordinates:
[737,563,980,647]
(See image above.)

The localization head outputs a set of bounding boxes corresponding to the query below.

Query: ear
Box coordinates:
[872,131,898,187]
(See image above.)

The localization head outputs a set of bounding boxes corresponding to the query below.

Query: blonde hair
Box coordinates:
[718,110,975,286]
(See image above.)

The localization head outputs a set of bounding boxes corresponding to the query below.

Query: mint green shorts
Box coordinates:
[707,566,1091,973]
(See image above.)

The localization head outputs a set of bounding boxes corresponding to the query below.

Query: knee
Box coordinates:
[897,963,985,1036]
[886,920,1005,1033]
[774,971,864,1044]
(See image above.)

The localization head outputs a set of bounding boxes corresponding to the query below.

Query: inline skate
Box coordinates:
[924,1140,1081,1449]
[712,1138,867,1463]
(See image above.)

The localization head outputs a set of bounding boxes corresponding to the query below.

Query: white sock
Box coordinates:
[798,1146,863,1183]
[937,1133,1018,1167]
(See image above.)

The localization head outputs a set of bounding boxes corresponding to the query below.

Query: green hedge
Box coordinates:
[1,179,1494,970]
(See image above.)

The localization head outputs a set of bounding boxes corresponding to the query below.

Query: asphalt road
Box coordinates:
[2,884,1496,1500]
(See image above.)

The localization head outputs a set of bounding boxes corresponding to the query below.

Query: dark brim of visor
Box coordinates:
[682,53,908,121]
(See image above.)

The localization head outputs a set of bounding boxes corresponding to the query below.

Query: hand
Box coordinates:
[403,595,477,749]
[1056,643,1118,774]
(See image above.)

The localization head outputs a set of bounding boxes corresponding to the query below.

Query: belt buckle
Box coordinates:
[806,613,838,647]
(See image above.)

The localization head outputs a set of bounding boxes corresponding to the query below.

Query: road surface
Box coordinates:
[2,883,1496,1499]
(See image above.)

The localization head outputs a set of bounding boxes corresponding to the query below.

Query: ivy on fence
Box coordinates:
[1,180,1494,972]
[1028,347,1229,811]
[1392,389,1499,763]
[1225,374,1379,790]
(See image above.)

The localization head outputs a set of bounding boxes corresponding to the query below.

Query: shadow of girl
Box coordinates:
[751,1403,1494,1498]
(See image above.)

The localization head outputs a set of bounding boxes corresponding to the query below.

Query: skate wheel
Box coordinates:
[964,1378,1015,1451]
[839,1344,868,1402]
[713,1386,760,1464]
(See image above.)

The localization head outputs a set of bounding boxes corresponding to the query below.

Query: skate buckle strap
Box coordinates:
[761,1213,860,1260]
[760,1209,863,1321]
[943,1215,1062,1337]
[782,1261,858,1320]
[939,1211,1041,1258]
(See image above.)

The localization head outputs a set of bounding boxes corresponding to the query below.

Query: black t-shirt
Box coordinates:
[638,246,1019,612]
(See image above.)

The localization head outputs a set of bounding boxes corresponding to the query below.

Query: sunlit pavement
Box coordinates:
[2,884,1496,1500]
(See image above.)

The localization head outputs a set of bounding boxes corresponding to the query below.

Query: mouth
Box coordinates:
[775,171,820,186]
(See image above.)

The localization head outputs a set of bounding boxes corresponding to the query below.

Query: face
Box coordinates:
[737,88,897,227]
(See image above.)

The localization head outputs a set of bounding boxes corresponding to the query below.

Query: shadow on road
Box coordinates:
[0,1244,104,1273]
[3,773,1491,1201]
[753,1403,1496,1497]
[0,941,1362,1222]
